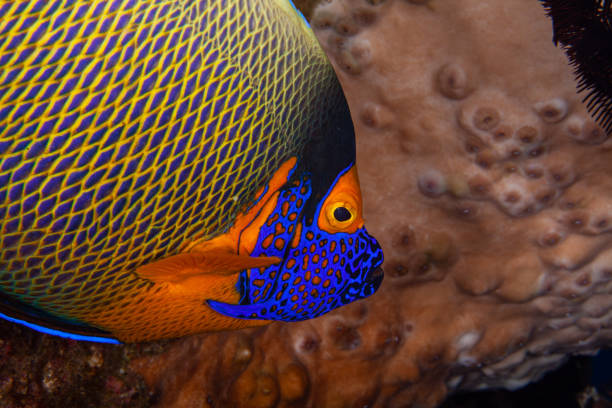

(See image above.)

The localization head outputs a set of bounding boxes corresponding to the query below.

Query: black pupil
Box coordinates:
[333,207,352,222]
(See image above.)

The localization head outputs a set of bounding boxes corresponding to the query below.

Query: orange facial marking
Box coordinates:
[330,241,336,252]
[276,291,283,300]
[262,234,274,249]
[290,194,296,201]
[292,304,298,310]
[190,157,297,257]
[310,244,316,253]
[312,254,319,264]
[238,191,280,254]
[306,231,314,240]
[286,259,296,269]
[275,223,285,235]
[317,165,364,234]
[289,212,297,221]
[312,276,321,285]
[323,279,330,288]
[266,213,279,227]
[281,201,290,217]
[322,259,328,268]
[291,295,299,302]
[282,273,291,281]
[274,238,285,250]
[302,255,309,270]
[291,223,302,248]
[298,284,306,292]
[327,269,333,276]
[253,279,264,287]
[296,198,303,208]
[333,254,339,263]
[305,271,311,281]
[293,276,302,285]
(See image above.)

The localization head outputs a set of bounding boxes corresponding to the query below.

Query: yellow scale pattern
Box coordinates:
[0,0,344,336]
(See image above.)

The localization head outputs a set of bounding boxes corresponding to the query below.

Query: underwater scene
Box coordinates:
[1,0,612,406]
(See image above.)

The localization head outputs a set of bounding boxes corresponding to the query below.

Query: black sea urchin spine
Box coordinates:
[540,0,612,134]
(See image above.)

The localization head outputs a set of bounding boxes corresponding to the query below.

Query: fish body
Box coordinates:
[0,0,383,342]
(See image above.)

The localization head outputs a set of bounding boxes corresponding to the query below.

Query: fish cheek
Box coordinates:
[238,179,312,311]
[317,232,365,300]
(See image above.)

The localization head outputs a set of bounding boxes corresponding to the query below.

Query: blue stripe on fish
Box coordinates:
[0,312,120,344]
[286,0,310,28]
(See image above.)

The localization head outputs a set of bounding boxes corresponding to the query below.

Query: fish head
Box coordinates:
[207,162,384,321]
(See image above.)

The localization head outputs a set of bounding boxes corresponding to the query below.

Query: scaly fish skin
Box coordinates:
[0,0,383,342]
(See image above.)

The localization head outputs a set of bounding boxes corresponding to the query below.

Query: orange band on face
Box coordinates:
[188,157,296,255]
[317,165,364,234]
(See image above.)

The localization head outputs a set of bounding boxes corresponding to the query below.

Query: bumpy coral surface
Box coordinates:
[131,0,612,407]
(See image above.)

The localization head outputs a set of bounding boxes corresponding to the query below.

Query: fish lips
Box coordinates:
[360,231,384,293]
[365,265,384,288]
[339,257,384,304]
[357,260,384,299]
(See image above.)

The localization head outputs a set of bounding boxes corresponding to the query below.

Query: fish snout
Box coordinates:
[365,265,384,286]
[359,231,384,293]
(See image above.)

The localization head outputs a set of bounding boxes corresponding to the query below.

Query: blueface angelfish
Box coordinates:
[0,0,384,342]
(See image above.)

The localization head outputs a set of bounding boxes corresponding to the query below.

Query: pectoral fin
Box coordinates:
[136,251,281,284]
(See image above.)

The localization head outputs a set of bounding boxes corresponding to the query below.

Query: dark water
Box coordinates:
[442,350,612,408]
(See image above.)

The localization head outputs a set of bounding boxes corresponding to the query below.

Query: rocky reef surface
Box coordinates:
[0,319,157,407]
[3,0,612,407]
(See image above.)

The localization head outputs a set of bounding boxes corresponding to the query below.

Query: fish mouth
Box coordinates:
[365,266,384,288]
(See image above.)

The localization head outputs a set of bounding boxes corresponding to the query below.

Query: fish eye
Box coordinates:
[317,166,364,234]
[333,206,352,222]
[326,201,356,229]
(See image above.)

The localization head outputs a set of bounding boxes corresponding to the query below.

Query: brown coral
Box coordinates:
[129,0,612,406]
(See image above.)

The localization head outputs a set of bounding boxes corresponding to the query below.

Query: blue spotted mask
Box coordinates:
[207,162,384,321]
